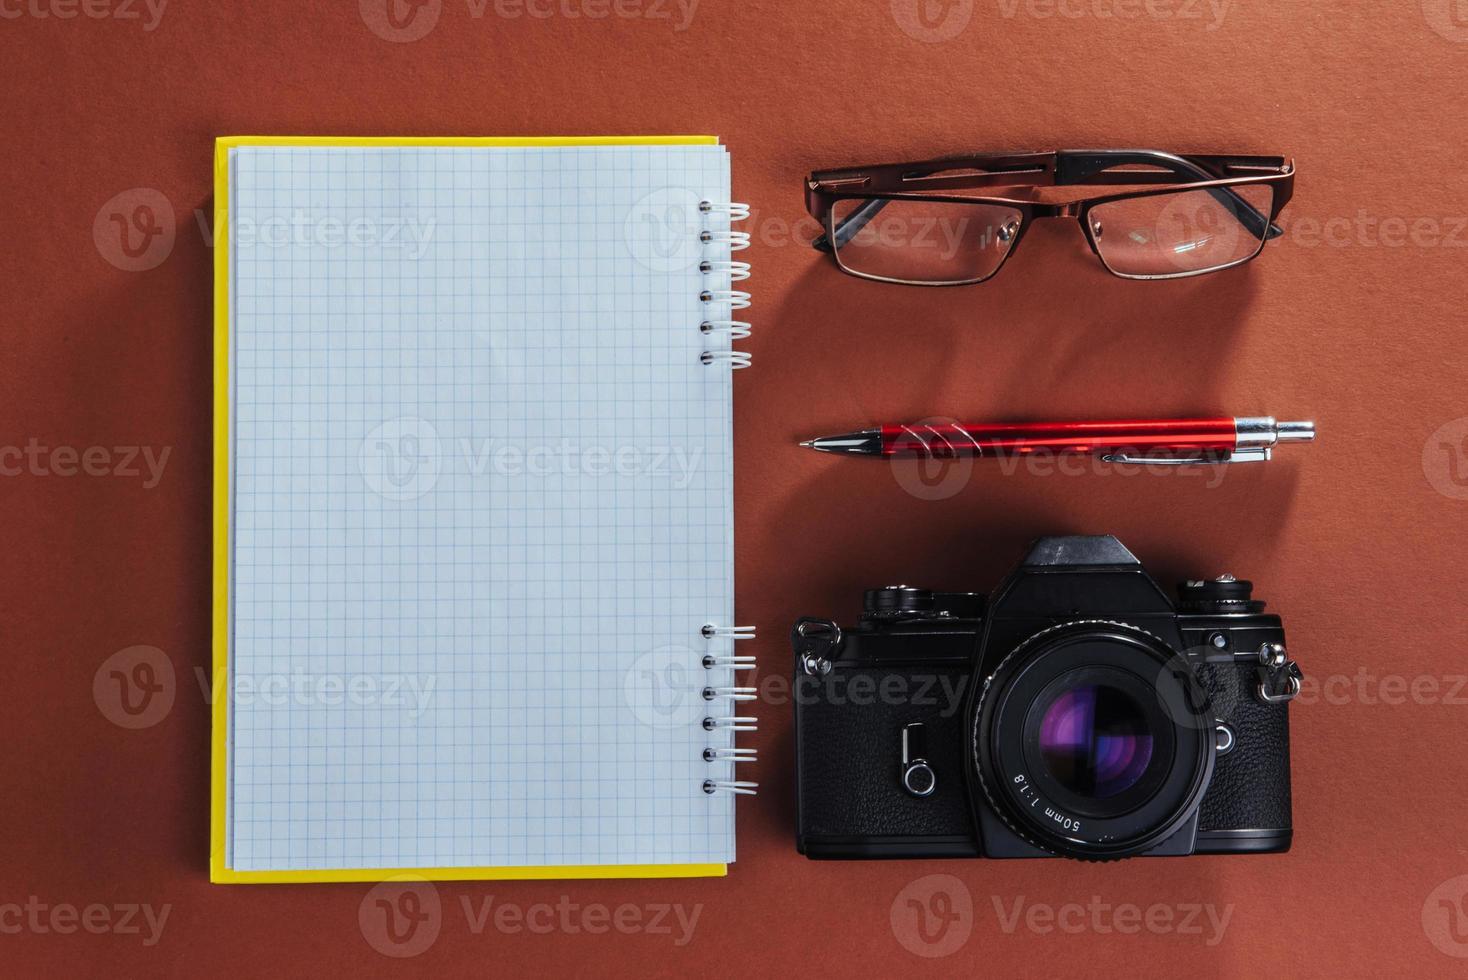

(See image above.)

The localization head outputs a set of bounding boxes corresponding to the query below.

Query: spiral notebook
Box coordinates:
[210,136,755,883]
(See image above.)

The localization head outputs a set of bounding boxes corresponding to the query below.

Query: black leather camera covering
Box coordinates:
[1195,660,1292,834]
[795,665,976,842]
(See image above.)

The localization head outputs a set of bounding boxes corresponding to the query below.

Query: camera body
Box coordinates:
[792,536,1300,861]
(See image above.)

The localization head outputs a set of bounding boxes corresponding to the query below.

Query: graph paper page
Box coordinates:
[226,144,737,871]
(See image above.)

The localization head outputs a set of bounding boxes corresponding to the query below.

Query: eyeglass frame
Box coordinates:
[805,149,1296,285]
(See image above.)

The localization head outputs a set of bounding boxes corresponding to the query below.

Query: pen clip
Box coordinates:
[1101,448,1273,466]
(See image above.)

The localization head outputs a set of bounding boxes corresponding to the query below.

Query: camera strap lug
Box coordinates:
[1255,642,1302,703]
[792,618,842,676]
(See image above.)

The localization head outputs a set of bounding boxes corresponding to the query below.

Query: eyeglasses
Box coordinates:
[805,150,1294,285]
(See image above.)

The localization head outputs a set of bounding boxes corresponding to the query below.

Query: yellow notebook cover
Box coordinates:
[212,135,728,884]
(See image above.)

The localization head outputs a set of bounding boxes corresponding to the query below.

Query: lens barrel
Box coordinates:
[971,620,1216,860]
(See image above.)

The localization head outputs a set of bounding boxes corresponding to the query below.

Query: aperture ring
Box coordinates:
[971,619,1199,861]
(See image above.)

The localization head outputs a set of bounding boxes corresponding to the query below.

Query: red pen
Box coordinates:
[800,416,1315,465]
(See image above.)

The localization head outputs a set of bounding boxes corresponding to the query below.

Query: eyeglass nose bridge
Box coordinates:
[1030,202,1082,219]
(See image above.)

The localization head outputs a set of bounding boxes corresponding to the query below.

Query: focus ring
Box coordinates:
[970,619,1185,862]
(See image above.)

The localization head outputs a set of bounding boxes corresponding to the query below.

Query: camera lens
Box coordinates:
[1037,684,1154,800]
[971,621,1215,861]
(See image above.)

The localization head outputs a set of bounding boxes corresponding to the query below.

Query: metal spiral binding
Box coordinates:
[701,288,752,310]
[702,619,758,795]
[701,319,752,341]
[703,686,758,702]
[700,200,753,371]
[701,229,750,250]
[701,260,752,281]
[703,652,756,669]
[701,350,753,370]
[703,624,756,640]
[704,715,758,732]
[704,779,758,796]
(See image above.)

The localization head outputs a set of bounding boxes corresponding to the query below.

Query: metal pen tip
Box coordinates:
[799,440,815,448]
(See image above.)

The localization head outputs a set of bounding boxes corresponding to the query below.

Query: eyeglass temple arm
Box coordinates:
[812,198,887,253]
[1056,151,1283,241]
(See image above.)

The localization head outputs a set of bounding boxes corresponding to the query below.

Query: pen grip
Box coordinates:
[881,419,1238,457]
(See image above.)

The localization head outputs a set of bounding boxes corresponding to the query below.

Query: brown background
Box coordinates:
[4,0,1468,975]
